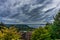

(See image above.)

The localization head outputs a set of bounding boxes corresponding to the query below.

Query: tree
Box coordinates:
[45,23,55,40]
[0,22,6,30]
[0,22,5,26]
[53,11,60,39]
[0,27,21,40]
[31,27,51,40]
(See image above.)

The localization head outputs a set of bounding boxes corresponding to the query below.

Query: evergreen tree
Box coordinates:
[0,22,5,26]
[0,22,6,30]
[53,11,60,39]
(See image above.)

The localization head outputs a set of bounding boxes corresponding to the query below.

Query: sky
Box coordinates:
[0,0,60,27]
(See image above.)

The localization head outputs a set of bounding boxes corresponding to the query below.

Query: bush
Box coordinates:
[0,27,21,40]
[31,27,51,40]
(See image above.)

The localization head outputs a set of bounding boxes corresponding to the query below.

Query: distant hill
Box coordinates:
[0,23,35,31]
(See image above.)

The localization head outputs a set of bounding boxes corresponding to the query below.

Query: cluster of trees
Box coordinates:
[0,24,21,40]
[31,11,60,40]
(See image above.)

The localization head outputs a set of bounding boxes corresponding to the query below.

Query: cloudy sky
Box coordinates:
[0,0,60,26]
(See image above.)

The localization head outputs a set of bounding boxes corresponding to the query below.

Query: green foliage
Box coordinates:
[45,23,53,34]
[54,12,60,25]
[0,27,21,40]
[31,27,51,40]
[45,23,56,40]
[53,11,60,39]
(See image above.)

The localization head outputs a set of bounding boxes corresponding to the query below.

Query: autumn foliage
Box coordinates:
[0,26,21,40]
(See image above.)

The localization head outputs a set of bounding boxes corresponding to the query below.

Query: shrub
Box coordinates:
[0,27,21,40]
[31,27,51,40]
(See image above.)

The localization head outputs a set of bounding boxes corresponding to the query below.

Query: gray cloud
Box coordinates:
[0,0,60,27]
